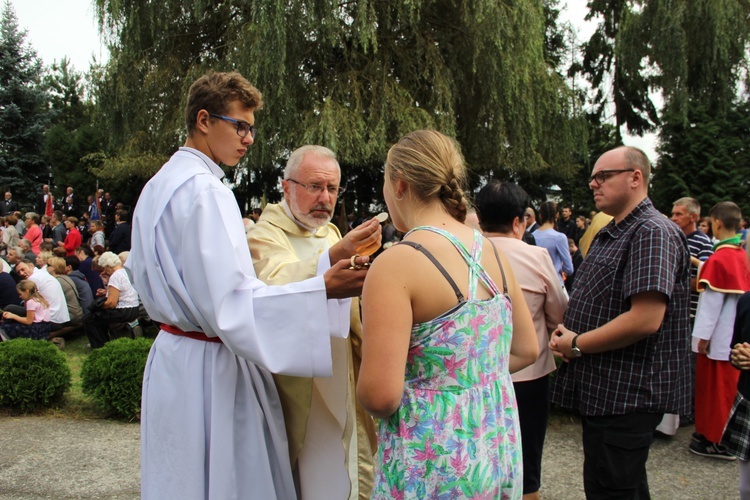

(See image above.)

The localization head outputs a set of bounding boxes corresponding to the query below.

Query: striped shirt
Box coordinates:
[686,230,713,320]
[551,198,692,416]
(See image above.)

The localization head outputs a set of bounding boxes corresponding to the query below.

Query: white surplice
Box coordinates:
[128,147,343,500]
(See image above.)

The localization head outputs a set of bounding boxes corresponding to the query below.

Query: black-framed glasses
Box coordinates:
[287,178,346,196]
[209,114,257,139]
[589,169,635,186]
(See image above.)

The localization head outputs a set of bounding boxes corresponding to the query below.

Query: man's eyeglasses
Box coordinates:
[209,114,257,139]
[287,179,346,196]
[589,169,635,186]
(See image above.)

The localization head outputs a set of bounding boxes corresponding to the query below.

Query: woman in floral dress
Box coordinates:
[358,130,538,499]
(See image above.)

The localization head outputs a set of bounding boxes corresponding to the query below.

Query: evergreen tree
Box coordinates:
[569,0,659,143]
[90,0,587,212]
[43,58,106,202]
[0,1,50,204]
[651,99,750,217]
[646,0,750,214]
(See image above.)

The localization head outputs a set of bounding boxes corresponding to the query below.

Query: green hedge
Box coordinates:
[0,339,72,412]
[81,337,153,420]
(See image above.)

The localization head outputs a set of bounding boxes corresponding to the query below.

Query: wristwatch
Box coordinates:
[570,335,583,358]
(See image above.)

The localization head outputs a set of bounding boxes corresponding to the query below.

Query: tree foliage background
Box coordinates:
[89,0,587,213]
[2,0,749,218]
[0,1,49,205]
[571,0,750,216]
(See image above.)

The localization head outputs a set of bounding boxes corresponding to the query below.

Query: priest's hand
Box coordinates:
[329,218,382,264]
[324,256,370,299]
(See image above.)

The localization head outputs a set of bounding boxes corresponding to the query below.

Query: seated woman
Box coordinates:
[1,215,19,257]
[83,251,140,349]
[46,256,84,329]
[35,250,54,270]
[1,280,51,340]
[357,130,537,498]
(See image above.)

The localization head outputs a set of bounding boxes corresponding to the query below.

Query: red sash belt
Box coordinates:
[160,324,224,344]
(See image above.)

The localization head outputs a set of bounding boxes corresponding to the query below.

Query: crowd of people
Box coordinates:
[3,70,750,500]
[0,191,135,350]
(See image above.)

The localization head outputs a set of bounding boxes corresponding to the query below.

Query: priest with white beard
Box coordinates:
[248,145,381,499]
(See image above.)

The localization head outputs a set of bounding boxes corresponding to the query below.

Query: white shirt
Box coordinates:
[692,288,740,361]
[128,147,338,500]
[28,268,70,324]
[107,268,139,308]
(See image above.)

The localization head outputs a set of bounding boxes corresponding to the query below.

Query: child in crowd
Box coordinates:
[691,202,750,459]
[0,280,51,341]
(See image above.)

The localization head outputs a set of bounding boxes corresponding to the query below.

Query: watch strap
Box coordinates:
[571,335,583,356]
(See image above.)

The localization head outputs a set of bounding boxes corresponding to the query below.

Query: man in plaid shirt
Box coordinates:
[550,146,691,499]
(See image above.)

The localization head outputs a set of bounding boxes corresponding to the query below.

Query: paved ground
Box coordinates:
[0,415,739,499]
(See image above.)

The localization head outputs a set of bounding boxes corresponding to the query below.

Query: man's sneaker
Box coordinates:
[689,440,736,461]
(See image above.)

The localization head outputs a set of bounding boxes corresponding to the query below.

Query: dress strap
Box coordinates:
[405,226,503,299]
[399,241,465,303]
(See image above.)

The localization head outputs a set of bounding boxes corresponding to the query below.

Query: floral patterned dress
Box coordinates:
[372,227,522,499]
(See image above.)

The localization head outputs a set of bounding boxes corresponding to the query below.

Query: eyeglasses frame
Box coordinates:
[588,168,636,187]
[208,113,257,139]
[286,178,346,196]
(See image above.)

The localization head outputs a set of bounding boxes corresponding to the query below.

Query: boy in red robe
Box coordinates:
[691,201,750,459]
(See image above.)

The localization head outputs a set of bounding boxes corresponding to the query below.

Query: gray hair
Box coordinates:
[18,239,31,251]
[9,246,24,257]
[98,251,122,268]
[283,145,339,179]
[118,251,130,265]
[673,197,701,216]
[24,212,39,223]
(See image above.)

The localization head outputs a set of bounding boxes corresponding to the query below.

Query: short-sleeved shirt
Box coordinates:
[107,268,139,308]
[26,298,50,323]
[551,198,692,416]
[686,230,713,319]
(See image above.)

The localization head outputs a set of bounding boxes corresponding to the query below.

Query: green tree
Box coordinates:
[642,0,750,119]
[91,0,587,212]
[43,58,106,201]
[569,0,659,144]
[0,1,50,204]
[645,0,750,214]
[651,100,750,216]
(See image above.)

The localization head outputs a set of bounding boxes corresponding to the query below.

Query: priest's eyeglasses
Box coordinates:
[588,169,635,187]
[209,114,257,139]
[287,179,346,196]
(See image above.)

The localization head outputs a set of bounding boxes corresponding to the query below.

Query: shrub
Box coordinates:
[81,337,153,420]
[0,339,72,412]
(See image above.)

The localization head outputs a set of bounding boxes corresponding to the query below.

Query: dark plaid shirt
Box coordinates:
[552,198,692,416]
